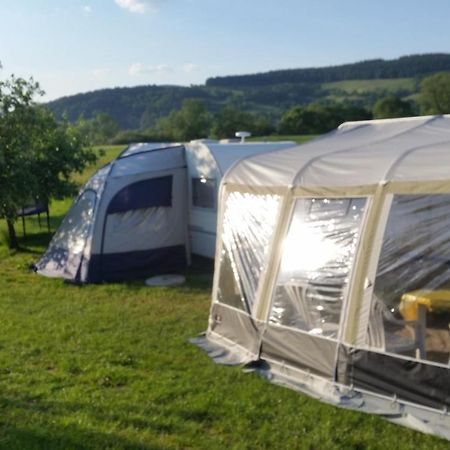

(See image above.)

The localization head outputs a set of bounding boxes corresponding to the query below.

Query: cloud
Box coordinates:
[128,63,172,76]
[92,68,110,79]
[182,63,198,73]
[128,62,146,76]
[82,5,92,15]
[115,0,159,14]
[152,64,172,74]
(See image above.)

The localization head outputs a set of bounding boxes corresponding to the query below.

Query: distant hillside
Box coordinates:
[47,53,450,130]
[206,54,450,87]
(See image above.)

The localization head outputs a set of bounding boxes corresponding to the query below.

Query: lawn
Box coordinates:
[0,144,448,449]
[322,78,418,94]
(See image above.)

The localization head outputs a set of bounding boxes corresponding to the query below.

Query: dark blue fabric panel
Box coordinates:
[339,347,450,410]
[87,245,187,283]
[107,176,172,214]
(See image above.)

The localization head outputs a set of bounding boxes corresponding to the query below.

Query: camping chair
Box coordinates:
[368,295,426,359]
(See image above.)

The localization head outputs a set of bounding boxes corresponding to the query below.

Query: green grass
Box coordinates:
[322,78,417,94]
[72,145,125,185]
[0,145,448,449]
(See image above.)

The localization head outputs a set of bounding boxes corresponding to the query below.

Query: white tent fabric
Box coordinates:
[36,139,297,281]
[36,145,189,283]
[196,115,450,439]
[227,115,450,187]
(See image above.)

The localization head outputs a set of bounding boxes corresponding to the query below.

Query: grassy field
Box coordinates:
[0,144,449,449]
[322,78,418,94]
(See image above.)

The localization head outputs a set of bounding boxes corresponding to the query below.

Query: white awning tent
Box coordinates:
[185,140,295,257]
[195,115,450,439]
[35,140,295,283]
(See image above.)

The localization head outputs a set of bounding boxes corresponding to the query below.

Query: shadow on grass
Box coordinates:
[106,257,214,293]
[17,232,53,252]
[0,394,183,450]
[0,423,157,450]
[10,211,67,252]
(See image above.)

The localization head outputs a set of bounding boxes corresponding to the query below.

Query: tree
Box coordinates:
[82,112,120,144]
[154,99,212,141]
[278,106,315,134]
[419,72,450,114]
[373,96,415,119]
[211,105,274,139]
[0,75,97,249]
[278,103,371,135]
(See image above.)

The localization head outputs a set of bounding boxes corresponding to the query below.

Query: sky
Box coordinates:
[1,0,450,101]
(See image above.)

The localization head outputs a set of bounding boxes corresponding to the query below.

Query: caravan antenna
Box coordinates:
[235,131,251,143]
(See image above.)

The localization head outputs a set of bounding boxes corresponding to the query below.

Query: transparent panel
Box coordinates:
[50,190,96,254]
[270,198,366,339]
[216,192,281,313]
[369,195,450,364]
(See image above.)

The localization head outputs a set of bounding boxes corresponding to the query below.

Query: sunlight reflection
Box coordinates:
[280,220,340,274]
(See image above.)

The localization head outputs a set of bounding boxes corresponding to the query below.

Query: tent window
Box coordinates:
[49,190,96,254]
[269,197,366,339]
[216,192,281,313]
[369,194,450,364]
[107,176,172,215]
[192,178,215,209]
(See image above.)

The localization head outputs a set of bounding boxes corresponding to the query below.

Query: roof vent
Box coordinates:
[235,131,251,143]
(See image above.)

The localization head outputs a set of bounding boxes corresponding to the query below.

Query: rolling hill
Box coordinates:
[47,54,450,130]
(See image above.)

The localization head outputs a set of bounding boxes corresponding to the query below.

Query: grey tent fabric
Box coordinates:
[36,140,297,283]
[35,145,189,283]
[195,115,450,439]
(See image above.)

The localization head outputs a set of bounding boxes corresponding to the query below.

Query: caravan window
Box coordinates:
[269,197,367,339]
[192,178,215,209]
[369,194,450,364]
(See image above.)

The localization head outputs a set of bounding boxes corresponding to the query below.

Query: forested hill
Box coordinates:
[206,54,450,87]
[47,53,450,130]
[48,85,207,130]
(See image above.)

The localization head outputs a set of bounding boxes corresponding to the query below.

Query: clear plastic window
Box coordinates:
[192,178,215,209]
[369,194,450,364]
[50,190,96,254]
[216,192,281,313]
[269,198,367,339]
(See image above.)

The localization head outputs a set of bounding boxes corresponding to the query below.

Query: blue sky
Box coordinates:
[1,0,450,101]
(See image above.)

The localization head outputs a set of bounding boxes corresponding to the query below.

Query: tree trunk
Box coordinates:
[6,218,18,250]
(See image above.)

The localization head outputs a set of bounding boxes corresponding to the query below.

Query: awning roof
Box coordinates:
[225,115,450,188]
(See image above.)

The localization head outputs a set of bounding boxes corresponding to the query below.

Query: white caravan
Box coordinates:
[185,139,295,258]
